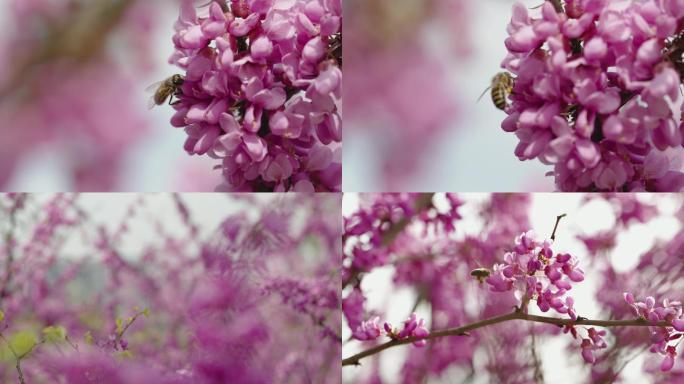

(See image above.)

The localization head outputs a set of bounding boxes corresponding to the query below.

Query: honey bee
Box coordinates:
[478,72,515,111]
[146,74,184,109]
[470,268,491,283]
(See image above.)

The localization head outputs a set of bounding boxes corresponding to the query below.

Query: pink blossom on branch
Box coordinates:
[624,292,684,372]
[343,193,684,382]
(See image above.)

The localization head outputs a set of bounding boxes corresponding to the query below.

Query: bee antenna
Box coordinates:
[477,86,492,103]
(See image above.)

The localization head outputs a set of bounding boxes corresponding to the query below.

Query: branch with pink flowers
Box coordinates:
[342,310,674,367]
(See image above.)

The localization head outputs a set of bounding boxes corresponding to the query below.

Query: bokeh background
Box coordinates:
[344,0,562,191]
[0,193,342,383]
[0,0,221,192]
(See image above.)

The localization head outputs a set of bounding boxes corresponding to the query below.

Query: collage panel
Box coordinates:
[0,0,341,192]
[4,0,684,383]
[344,0,684,192]
[0,193,341,383]
[343,193,684,382]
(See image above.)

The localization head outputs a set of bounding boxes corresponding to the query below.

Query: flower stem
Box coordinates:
[342,311,669,367]
[548,0,564,13]
[0,332,26,384]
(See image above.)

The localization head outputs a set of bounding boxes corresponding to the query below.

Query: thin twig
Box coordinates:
[114,309,147,347]
[0,332,26,384]
[342,311,670,367]
[550,213,567,241]
[530,323,544,383]
[1,194,26,300]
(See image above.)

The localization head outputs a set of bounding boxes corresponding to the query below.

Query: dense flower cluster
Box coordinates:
[501,1,684,191]
[170,0,342,192]
[487,230,584,317]
[624,293,684,371]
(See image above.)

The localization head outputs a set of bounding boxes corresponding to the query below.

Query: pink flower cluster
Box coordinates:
[486,230,584,317]
[384,313,429,347]
[624,292,684,371]
[351,313,429,347]
[343,193,462,277]
[502,1,684,191]
[568,326,607,364]
[170,0,342,192]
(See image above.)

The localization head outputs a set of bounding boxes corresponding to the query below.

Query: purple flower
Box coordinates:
[486,231,582,318]
[624,292,684,371]
[384,313,430,347]
[353,317,381,341]
[170,0,342,192]
[501,1,684,191]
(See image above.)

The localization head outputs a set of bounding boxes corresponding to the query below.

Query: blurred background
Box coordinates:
[0,0,221,192]
[343,0,557,191]
[0,193,341,382]
[342,193,684,383]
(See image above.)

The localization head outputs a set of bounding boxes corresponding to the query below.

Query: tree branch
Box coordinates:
[342,193,434,289]
[342,311,670,367]
[1,194,26,300]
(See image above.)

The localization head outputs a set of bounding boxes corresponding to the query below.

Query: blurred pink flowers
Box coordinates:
[0,0,158,190]
[344,0,470,189]
[0,193,342,383]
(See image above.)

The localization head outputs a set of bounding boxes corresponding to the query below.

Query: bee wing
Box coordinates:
[145,80,164,93]
[476,86,492,102]
[146,81,165,110]
[147,96,158,110]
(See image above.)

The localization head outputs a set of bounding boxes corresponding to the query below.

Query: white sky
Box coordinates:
[18,194,270,260]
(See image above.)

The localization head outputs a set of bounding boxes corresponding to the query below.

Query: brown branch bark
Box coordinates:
[342,311,670,367]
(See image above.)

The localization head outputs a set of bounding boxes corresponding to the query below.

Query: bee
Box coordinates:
[146,74,185,109]
[478,72,515,111]
[470,268,491,283]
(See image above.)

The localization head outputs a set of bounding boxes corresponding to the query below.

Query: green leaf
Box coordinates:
[0,310,4,322]
[42,326,67,342]
[9,331,37,357]
[142,308,150,318]
[115,318,123,334]
[84,331,94,345]
[116,350,133,360]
